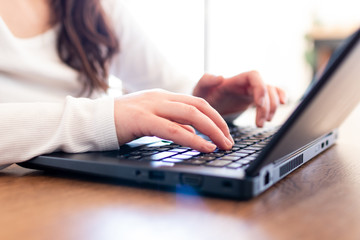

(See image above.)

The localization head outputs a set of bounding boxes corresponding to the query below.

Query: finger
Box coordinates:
[267,85,280,121]
[162,92,234,143]
[155,101,233,150]
[276,87,287,104]
[198,74,224,88]
[255,93,270,127]
[146,116,217,153]
[179,124,196,134]
[194,74,224,97]
[226,71,267,107]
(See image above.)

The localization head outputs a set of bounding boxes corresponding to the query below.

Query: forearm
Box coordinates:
[0,96,119,168]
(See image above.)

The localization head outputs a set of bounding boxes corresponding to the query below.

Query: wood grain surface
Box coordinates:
[1,105,360,240]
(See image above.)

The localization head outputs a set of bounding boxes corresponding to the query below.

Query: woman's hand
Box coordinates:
[193,71,287,127]
[114,89,234,152]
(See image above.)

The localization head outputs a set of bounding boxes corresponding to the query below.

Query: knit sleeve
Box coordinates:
[0,96,119,168]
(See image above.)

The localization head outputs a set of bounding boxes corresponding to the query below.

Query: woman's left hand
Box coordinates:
[193,71,287,127]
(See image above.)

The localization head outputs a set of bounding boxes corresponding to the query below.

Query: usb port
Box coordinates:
[180,174,203,187]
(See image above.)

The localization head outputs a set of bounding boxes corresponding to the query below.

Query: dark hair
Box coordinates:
[50,0,119,96]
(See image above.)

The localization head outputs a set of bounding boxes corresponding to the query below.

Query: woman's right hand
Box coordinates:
[114,89,234,152]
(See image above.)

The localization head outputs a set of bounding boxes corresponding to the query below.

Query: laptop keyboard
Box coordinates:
[118,126,278,170]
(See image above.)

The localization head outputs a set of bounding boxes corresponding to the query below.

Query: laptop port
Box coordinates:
[148,171,165,181]
[264,171,270,185]
[180,174,203,188]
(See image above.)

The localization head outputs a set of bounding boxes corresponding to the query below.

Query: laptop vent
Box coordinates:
[279,154,304,177]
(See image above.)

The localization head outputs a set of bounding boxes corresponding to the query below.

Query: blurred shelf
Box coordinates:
[307,25,359,76]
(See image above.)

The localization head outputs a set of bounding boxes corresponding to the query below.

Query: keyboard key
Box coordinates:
[169,148,189,153]
[237,159,251,165]
[178,159,206,165]
[231,147,241,151]
[183,150,201,156]
[217,156,240,161]
[130,151,142,155]
[242,156,257,161]
[244,146,262,151]
[141,151,177,161]
[227,152,248,158]
[241,140,258,145]
[206,160,232,167]
[195,156,216,161]
[234,137,246,142]
[252,143,267,148]
[141,151,159,156]
[238,149,256,154]
[177,146,192,149]
[162,158,184,163]
[168,144,181,148]
[233,144,247,148]
[157,147,172,151]
[226,162,243,169]
[146,141,172,148]
[214,149,232,154]
[170,154,194,160]
[207,152,225,157]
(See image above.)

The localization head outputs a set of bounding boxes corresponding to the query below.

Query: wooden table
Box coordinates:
[1,105,360,240]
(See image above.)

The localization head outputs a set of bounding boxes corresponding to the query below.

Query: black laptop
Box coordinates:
[19,28,360,199]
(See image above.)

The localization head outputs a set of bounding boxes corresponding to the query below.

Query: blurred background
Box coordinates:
[120,0,359,102]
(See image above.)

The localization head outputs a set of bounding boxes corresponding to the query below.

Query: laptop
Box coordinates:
[19,28,360,199]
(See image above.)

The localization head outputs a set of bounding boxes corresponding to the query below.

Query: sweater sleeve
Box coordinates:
[0,96,119,168]
[102,0,197,95]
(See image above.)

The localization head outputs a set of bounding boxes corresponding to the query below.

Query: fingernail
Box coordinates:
[227,134,234,144]
[206,142,217,151]
[225,138,233,148]
[258,118,265,127]
[229,135,234,144]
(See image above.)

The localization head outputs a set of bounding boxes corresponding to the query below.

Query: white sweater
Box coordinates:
[0,0,194,168]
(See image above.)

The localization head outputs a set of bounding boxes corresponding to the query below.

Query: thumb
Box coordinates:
[193,74,224,96]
